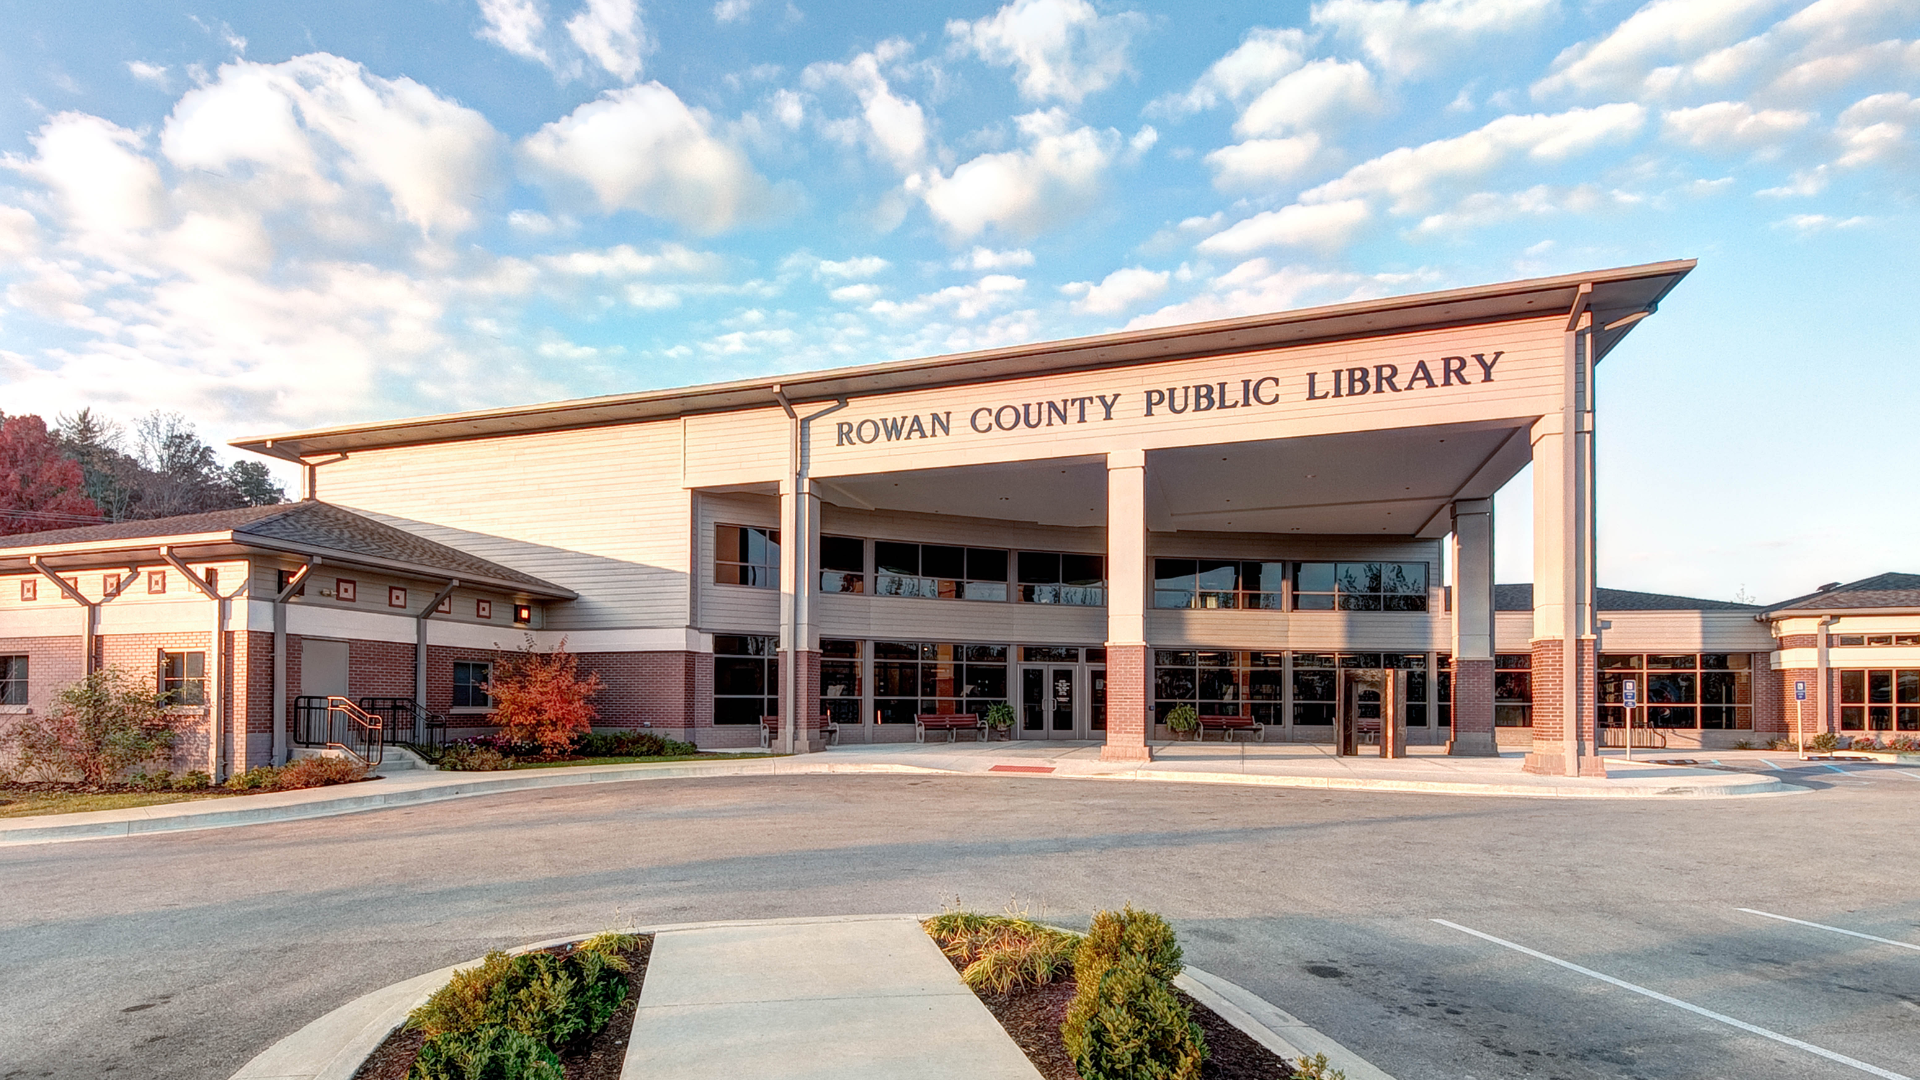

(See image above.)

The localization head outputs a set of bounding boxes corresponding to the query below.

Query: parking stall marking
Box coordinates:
[1738,909,1920,954]
[1888,770,1920,782]
[1431,919,1914,1080]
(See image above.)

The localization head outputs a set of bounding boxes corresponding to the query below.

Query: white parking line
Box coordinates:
[1888,770,1920,782]
[1431,919,1913,1080]
[1763,759,1786,770]
[1739,909,1920,954]
[1822,763,1854,774]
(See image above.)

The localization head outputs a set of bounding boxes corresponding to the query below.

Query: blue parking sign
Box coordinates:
[1795,680,1808,701]
[1623,679,1637,709]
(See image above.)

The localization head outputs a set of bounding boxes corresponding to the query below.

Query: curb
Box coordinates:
[228,915,1396,1080]
[0,756,1795,846]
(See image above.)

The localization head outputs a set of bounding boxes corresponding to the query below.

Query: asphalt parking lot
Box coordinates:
[1,758,1915,1080]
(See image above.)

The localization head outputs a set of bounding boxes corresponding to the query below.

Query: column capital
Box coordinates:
[1106,447,1145,471]
[1451,497,1492,517]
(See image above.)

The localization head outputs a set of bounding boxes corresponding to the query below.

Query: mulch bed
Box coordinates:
[352,937,653,1080]
[943,953,1294,1080]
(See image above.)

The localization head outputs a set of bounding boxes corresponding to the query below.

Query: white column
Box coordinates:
[778,474,822,754]
[1102,448,1151,762]
[1526,313,1599,777]
[1448,498,1496,756]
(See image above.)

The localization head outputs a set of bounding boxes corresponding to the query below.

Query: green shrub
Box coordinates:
[1731,740,1754,750]
[410,1025,562,1080]
[172,770,211,791]
[573,731,697,758]
[1061,954,1206,1080]
[225,765,281,791]
[984,703,1015,730]
[1073,906,1183,990]
[129,769,173,791]
[273,755,368,789]
[0,668,181,786]
[1163,705,1198,734]
[408,939,632,1049]
[925,911,1078,994]
[1293,1052,1348,1080]
[412,952,518,1039]
[440,745,514,772]
[1809,732,1841,752]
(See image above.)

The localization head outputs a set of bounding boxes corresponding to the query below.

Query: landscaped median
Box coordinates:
[228,914,1394,1080]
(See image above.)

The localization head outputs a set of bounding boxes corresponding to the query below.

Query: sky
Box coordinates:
[0,0,1914,602]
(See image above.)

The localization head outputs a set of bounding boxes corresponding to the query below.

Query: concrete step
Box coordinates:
[289,745,436,773]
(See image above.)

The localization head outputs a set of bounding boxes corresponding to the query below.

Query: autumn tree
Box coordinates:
[484,638,602,756]
[0,414,102,535]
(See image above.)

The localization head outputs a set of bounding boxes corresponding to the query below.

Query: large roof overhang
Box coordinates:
[233,260,1693,462]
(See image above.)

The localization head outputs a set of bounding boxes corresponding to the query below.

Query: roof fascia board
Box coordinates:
[0,530,239,560]
[1762,606,1920,618]
[229,536,577,599]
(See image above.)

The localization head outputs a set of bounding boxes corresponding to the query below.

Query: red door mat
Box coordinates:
[987,765,1056,773]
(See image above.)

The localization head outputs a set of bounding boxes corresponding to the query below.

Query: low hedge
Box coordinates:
[1062,907,1206,1080]
[433,731,700,771]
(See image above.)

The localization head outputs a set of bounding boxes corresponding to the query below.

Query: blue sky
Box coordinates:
[0,0,1914,600]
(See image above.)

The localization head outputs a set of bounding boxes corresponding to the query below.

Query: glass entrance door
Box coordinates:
[1020,666,1079,738]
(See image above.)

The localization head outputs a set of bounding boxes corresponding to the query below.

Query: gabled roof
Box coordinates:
[1494,584,1760,612]
[0,501,573,598]
[232,260,1694,461]
[1761,573,1920,616]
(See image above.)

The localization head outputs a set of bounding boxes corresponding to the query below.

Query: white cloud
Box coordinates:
[829,282,882,302]
[14,112,165,241]
[1197,200,1372,254]
[537,242,722,278]
[1204,134,1324,190]
[519,82,772,232]
[801,42,929,174]
[1126,260,1432,328]
[1410,183,1637,234]
[815,255,891,278]
[715,0,753,23]
[566,0,650,82]
[0,204,39,255]
[1061,265,1169,314]
[1236,58,1382,138]
[1532,0,1792,99]
[1774,211,1870,231]
[1662,101,1815,153]
[1313,0,1558,79]
[1834,91,1920,166]
[946,0,1148,104]
[161,55,503,236]
[477,0,552,65]
[952,246,1036,270]
[910,108,1119,238]
[1147,27,1308,117]
[869,274,1027,320]
[127,61,170,89]
[1301,103,1648,213]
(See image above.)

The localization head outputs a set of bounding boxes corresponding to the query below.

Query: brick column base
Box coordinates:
[1101,643,1152,762]
[779,649,824,753]
[1447,658,1496,756]
[1522,638,1604,776]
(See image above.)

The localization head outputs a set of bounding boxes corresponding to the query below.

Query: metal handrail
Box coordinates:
[291,695,384,766]
[357,696,447,752]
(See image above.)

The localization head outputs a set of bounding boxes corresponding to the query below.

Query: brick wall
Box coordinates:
[1450,658,1495,754]
[1102,643,1150,761]
[1525,637,1600,774]
[0,634,85,774]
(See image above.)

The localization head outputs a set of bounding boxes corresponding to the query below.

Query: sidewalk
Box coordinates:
[1,741,1802,846]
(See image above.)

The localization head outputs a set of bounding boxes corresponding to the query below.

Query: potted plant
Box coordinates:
[1164,704,1198,741]
[984,703,1015,741]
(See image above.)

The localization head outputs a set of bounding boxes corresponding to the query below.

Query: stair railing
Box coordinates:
[323,696,385,767]
[357,697,447,752]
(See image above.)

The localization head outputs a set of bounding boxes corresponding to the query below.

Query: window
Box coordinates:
[0,655,26,706]
[1833,634,1920,647]
[159,651,206,706]
[148,571,166,594]
[1151,559,1285,609]
[1291,653,1337,725]
[1600,654,1753,730]
[1840,668,1920,731]
[1435,653,1452,728]
[821,639,863,724]
[389,587,407,608]
[18,579,35,602]
[1494,654,1532,727]
[820,536,865,593]
[203,568,218,591]
[716,525,780,589]
[1294,562,1428,611]
[476,599,493,619]
[513,604,532,625]
[1017,552,1106,605]
[336,578,357,603]
[714,635,778,724]
[1391,653,1430,726]
[873,641,1007,722]
[874,542,1007,601]
[452,661,492,709]
[1156,649,1286,722]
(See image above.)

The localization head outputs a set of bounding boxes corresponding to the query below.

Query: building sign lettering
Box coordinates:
[831,349,1505,447]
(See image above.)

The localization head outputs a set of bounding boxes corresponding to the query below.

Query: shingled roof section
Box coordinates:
[0,501,569,595]
[1494,584,1760,612]
[1761,572,1920,615]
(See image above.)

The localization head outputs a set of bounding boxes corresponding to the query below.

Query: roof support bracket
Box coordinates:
[159,546,221,601]
[27,556,92,608]
[419,579,460,621]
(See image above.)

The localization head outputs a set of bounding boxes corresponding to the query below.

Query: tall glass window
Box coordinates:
[1435,653,1452,728]
[1494,654,1532,727]
[715,525,780,589]
[1017,551,1106,605]
[821,639,862,725]
[1840,668,1920,731]
[1600,654,1754,730]
[1151,559,1285,609]
[1291,653,1337,725]
[714,634,778,724]
[874,543,1008,601]
[873,642,1008,722]
[1293,562,1428,611]
[820,536,865,593]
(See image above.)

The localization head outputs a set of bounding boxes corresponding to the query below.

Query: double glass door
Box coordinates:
[1020,665,1107,739]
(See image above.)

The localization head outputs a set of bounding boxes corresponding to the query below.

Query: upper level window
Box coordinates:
[1832,634,1920,646]
[1294,562,1428,611]
[0,655,26,706]
[1151,560,1285,610]
[716,525,780,589]
[820,535,865,594]
[453,661,492,709]
[874,542,1008,601]
[159,651,206,706]
[1017,552,1106,606]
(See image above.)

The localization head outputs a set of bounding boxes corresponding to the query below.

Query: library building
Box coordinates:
[3,260,1916,783]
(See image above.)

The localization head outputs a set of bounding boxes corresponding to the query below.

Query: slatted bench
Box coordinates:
[916,713,986,743]
[761,713,839,749]
[1197,714,1264,742]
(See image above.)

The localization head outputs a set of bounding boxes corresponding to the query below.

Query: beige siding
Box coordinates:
[313,421,692,631]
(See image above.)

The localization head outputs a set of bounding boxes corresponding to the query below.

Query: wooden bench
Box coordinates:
[916,713,986,743]
[761,713,839,749]
[1197,714,1264,742]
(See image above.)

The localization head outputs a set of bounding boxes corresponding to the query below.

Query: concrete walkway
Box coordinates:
[1,741,1805,846]
[623,917,1040,1080]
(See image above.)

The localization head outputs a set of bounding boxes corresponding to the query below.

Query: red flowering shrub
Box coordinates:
[484,638,602,757]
